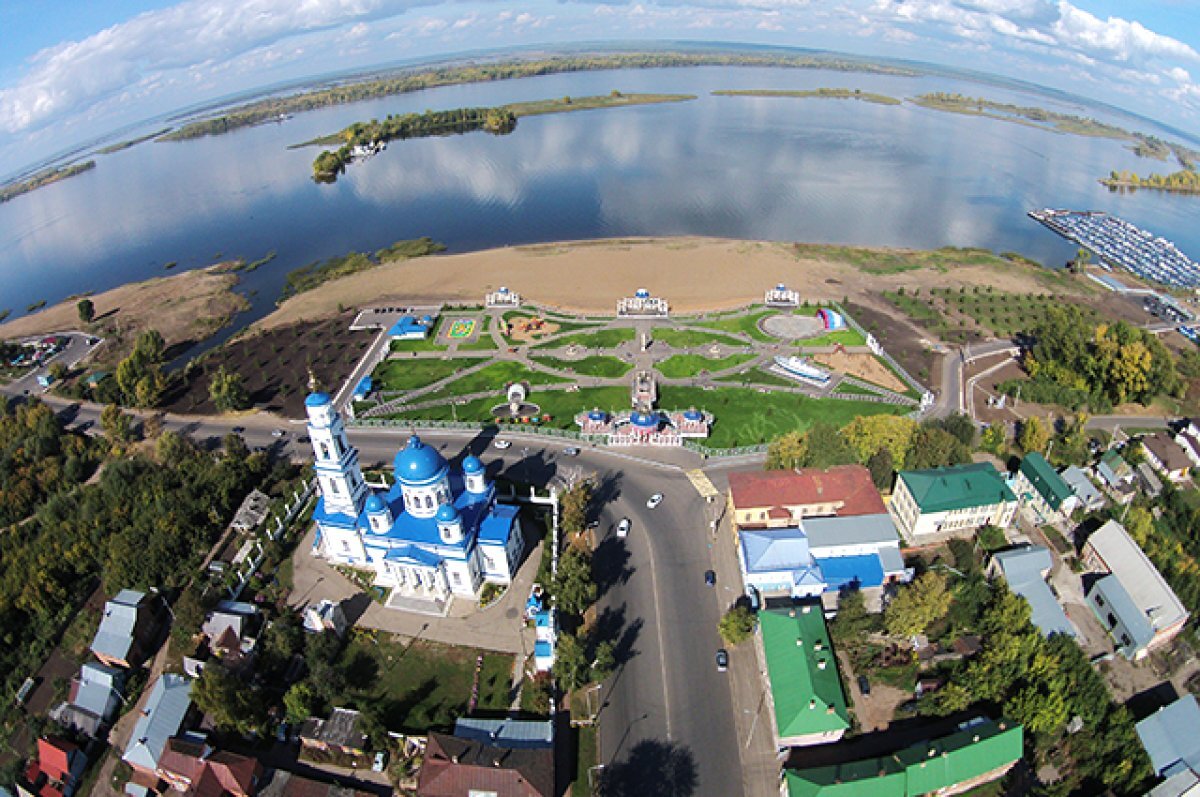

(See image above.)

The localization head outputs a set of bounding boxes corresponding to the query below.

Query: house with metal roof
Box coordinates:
[49,662,126,738]
[1142,433,1193,483]
[783,717,1023,797]
[17,737,87,797]
[1059,466,1105,512]
[759,605,849,747]
[300,708,369,757]
[1082,520,1189,659]
[90,589,158,669]
[727,466,886,531]
[1014,453,1077,520]
[1137,695,1200,788]
[418,731,555,797]
[453,718,553,750]
[988,546,1075,638]
[889,463,1018,542]
[122,674,194,778]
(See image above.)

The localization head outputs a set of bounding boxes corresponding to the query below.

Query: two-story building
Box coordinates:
[1013,453,1077,520]
[759,605,849,748]
[889,463,1017,542]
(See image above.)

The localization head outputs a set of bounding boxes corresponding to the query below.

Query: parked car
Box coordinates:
[704,569,716,587]
[857,675,871,696]
[646,493,663,509]
[616,518,631,538]
[271,428,286,438]
[231,426,246,433]
[372,751,388,772]
[716,649,729,672]
[562,446,580,456]
[493,439,512,449]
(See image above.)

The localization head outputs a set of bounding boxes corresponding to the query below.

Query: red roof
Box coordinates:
[36,737,77,782]
[157,739,261,797]
[418,733,554,797]
[728,466,884,517]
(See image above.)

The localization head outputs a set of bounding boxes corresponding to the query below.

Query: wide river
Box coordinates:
[1,65,1197,339]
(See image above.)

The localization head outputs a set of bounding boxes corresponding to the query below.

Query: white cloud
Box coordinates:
[1051,2,1200,64]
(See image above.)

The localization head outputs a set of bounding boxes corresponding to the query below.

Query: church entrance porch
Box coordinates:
[385,589,451,616]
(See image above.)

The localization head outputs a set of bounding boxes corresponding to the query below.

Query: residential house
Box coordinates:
[90,589,158,669]
[122,674,194,780]
[1175,429,1200,468]
[1138,462,1165,499]
[1082,520,1189,659]
[1095,450,1137,504]
[1137,695,1200,797]
[16,738,87,797]
[49,662,126,737]
[1142,433,1192,483]
[303,600,348,636]
[1060,465,1105,512]
[156,734,262,797]
[782,718,1023,797]
[727,465,886,530]
[453,718,554,750]
[1013,453,1077,519]
[300,709,369,757]
[257,771,375,797]
[758,605,849,748]
[417,731,555,797]
[184,602,261,677]
[988,546,1075,638]
[889,463,1018,542]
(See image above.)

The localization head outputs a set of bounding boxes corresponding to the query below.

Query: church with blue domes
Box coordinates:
[305,392,524,604]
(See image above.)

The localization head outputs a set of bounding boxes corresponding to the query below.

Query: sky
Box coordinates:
[2,0,1199,173]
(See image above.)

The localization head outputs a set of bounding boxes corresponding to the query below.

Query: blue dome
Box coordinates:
[365,494,385,513]
[306,392,331,407]
[683,409,702,421]
[435,503,459,522]
[462,455,484,474]
[630,411,658,428]
[587,409,607,422]
[393,435,448,484]
[635,288,650,298]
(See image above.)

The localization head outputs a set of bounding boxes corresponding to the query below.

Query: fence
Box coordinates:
[228,479,316,600]
[831,301,929,401]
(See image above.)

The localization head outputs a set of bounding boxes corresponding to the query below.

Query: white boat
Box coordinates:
[773,356,831,385]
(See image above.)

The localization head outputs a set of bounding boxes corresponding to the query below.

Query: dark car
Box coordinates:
[704,569,716,587]
[857,675,871,696]
[716,649,729,672]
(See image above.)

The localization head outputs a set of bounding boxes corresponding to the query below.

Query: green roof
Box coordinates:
[1018,453,1073,510]
[760,606,849,741]
[898,462,1016,513]
[785,719,1024,797]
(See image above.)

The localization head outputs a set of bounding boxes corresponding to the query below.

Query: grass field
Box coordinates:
[573,725,598,797]
[793,243,1004,275]
[834,380,885,397]
[532,355,632,378]
[800,327,868,347]
[535,328,636,350]
[650,327,747,349]
[419,361,572,403]
[693,309,778,342]
[714,367,800,388]
[658,387,906,447]
[373,357,464,391]
[389,330,447,353]
[340,636,512,732]
[936,287,1097,337]
[656,353,758,378]
[882,290,941,324]
[458,317,498,351]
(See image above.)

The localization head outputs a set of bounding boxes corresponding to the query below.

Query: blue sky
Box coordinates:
[2,1,1199,172]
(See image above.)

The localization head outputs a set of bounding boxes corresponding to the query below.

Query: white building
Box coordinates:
[485,287,521,308]
[306,393,524,608]
[617,288,669,317]
[765,283,801,307]
[890,463,1019,542]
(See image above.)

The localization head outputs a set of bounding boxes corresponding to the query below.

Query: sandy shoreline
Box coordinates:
[258,236,1077,330]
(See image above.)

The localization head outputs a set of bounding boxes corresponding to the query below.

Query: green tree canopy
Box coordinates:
[209,366,250,413]
[76,298,95,324]
[553,548,596,617]
[718,605,758,646]
[884,571,952,637]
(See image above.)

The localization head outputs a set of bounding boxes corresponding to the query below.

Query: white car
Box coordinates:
[616,518,631,538]
[646,493,663,509]
[493,439,512,449]
[271,429,286,438]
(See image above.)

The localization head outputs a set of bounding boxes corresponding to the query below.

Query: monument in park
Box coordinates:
[575,370,712,446]
[765,283,801,307]
[617,288,670,318]
[485,286,521,308]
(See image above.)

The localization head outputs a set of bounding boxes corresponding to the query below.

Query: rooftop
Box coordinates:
[91,590,148,663]
[1060,466,1103,504]
[1085,520,1187,637]
[897,462,1016,513]
[1136,695,1200,778]
[419,732,555,797]
[453,718,554,750]
[729,466,885,517]
[803,513,901,551]
[1143,433,1192,472]
[123,674,192,772]
[1018,453,1073,510]
[991,546,1075,638]
[760,606,849,741]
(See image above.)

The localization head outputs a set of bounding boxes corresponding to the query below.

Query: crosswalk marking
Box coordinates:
[685,469,720,500]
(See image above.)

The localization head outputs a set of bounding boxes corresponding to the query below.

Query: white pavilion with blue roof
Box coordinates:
[306,392,524,604]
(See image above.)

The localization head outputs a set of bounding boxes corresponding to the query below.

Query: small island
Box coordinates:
[0,161,96,204]
[713,88,901,105]
[311,92,695,182]
[1101,168,1200,194]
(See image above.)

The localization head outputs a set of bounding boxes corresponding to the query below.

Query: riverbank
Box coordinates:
[0,161,95,204]
[712,88,901,105]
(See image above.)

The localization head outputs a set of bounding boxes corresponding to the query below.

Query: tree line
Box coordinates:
[1102,168,1200,194]
[0,400,98,526]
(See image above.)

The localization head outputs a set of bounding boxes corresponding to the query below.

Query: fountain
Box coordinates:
[490,382,542,420]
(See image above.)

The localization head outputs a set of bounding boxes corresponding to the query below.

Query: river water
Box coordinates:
[1,65,1196,341]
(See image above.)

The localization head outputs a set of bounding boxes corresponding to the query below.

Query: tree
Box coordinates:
[929,413,976,448]
[192,665,266,735]
[134,329,165,363]
[100,403,132,444]
[718,605,758,645]
[76,298,94,324]
[208,366,250,413]
[284,682,321,723]
[884,571,952,637]
[552,631,590,690]
[867,447,895,491]
[553,548,596,616]
[171,585,208,647]
[765,430,807,470]
[980,424,1007,457]
[830,590,872,643]
[559,479,593,536]
[905,426,970,471]
[1018,416,1050,454]
[841,415,917,468]
[591,640,617,681]
[802,423,857,469]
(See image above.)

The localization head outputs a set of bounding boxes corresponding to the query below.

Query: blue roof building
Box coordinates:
[387,314,433,340]
[122,674,192,776]
[307,395,524,607]
[989,546,1075,638]
[1137,695,1200,782]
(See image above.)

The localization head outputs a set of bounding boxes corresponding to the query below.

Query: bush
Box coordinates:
[718,605,758,645]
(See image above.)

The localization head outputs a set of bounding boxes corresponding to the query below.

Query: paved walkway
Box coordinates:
[289,526,540,656]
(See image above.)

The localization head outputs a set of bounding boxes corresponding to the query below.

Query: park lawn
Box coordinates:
[390,335,447,353]
[882,291,940,325]
[534,328,636,350]
[650,327,746,349]
[659,387,906,448]
[458,317,498,351]
[573,725,598,797]
[532,355,632,378]
[714,367,799,388]
[341,636,513,733]
[800,327,867,347]
[834,381,885,397]
[373,357,465,391]
[656,353,757,378]
[384,386,632,427]
[419,361,572,403]
[692,309,778,342]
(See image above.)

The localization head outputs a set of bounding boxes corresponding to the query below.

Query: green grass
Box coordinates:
[659,387,906,448]
[532,355,632,378]
[693,309,778,342]
[656,353,757,378]
[833,381,884,397]
[713,88,902,105]
[386,386,632,425]
[341,636,513,733]
[714,367,799,388]
[458,317,498,351]
[534,327,636,350]
[799,327,868,347]
[573,725,598,797]
[419,361,572,402]
[650,327,747,349]
[936,287,1098,337]
[390,336,447,353]
[792,242,1003,275]
[507,92,697,117]
[882,291,940,324]
[372,357,464,391]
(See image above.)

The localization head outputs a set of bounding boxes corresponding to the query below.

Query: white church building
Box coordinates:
[305,392,524,606]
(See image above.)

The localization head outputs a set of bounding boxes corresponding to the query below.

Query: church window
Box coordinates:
[424,495,433,509]
[319,442,330,460]
[453,572,462,585]
[329,480,340,495]
[341,540,350,552]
